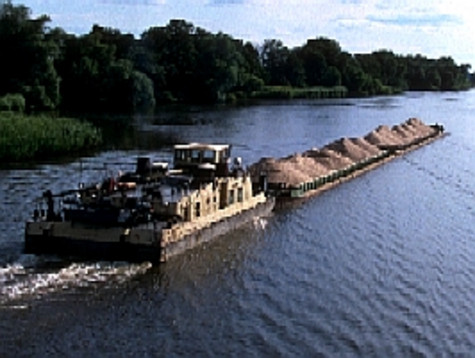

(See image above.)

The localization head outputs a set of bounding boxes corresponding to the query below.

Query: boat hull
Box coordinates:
[24,233,160,263]
[24,222,162,263]
[24,197,275,264]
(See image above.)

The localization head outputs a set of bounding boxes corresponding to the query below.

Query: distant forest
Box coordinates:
[0,2,473,114]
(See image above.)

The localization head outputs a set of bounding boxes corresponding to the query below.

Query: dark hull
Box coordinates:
[24,234,161,263]
[25,197,275,264]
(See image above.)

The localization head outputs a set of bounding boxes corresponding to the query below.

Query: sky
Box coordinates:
[9,0,475,66]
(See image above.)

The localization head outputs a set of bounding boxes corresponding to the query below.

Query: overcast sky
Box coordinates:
[11,0,475,66]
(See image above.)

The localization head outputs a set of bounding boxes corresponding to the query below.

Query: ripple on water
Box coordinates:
[1,96,475,356]
[259,150,475,355]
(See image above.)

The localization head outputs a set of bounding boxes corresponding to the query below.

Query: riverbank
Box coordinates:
[0,113,102,162]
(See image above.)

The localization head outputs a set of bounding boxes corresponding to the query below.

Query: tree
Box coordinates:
[260,39,290,85]
[426,67,441,89]
[285,51,306,87]
[233,41,265,93]
[0,2,60,110]
[141,20,199,102]
[321,66,341,87]
[131,70,155,111]
[56,26,154,113]
[297,43,327,86]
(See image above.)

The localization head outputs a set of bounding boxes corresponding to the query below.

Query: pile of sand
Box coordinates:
[324,137,378,162]
[349,137,381,156]
[304,148,354,170]
[400,122,420,137]
[365,125,406,147]
[249,157,277,179]
[285,154,329,178]
[391,124,416,145]
[365,118,436,148]
[270,161,312,186]
[390,118,437,145]
[249,157,313,186]
[405,117,436,137]
[250,118,437,188]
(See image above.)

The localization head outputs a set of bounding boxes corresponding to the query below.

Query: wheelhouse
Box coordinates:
[173,143,231,177]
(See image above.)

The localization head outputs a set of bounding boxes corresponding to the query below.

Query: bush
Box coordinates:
[252,86,348,99]
[0,93,26,113]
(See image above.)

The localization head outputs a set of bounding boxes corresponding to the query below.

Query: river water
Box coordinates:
[0,92,474,356]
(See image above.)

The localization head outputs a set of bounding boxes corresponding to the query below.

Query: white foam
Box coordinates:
[0,260,152,304]
[253,217,268,230]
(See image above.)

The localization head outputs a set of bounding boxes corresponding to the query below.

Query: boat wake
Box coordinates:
[253,217,268,230]
[0,255,152,306]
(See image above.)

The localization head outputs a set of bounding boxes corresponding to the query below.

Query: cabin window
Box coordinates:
[191,150,200,162]
[195,202,201,217]
[203,150,215,162]
[176,149,191,162]
[229,189,235,205]
[237,188,243,202]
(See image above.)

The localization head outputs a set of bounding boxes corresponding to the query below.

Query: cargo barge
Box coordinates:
[249,118,444,199]
[24,143,275,263]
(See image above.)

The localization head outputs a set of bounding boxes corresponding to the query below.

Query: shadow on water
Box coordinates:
[92,115,181,151]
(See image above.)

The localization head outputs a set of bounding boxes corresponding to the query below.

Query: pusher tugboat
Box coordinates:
[24,143,274,263]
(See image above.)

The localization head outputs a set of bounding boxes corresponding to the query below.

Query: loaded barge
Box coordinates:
[24,118,444,263]
[25,143,275,263]
[249,118,445,199]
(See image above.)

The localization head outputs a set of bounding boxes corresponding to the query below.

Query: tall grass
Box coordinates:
[252,86,348,99]
[0,113,102,161]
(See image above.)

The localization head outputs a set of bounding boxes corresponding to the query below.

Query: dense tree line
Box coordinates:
[0,2,473,114]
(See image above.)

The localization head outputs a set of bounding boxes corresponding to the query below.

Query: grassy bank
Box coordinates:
[0,113,102,162]
[251,86,349,100]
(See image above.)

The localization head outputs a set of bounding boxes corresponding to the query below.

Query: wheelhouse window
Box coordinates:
[203,150,215,162]
[191,150,201,162]
[237,188,243,202]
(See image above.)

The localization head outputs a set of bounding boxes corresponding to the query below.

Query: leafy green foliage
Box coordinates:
[0,2,472,114]
[0,2,60,111]
[0,93,25,112]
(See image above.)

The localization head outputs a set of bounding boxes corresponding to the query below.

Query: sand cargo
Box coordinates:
[249,118,444,199]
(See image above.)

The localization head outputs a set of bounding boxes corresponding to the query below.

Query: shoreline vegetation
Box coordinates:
[1,2,473,115]
[0,2,472,162]
[0,113,102,162]
[251,86,349,100]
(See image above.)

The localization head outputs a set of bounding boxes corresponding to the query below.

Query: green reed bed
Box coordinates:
[0,113,102,161]
[252,86,348,100]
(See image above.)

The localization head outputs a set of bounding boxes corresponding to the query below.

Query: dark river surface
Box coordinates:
[1,91,474,356]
